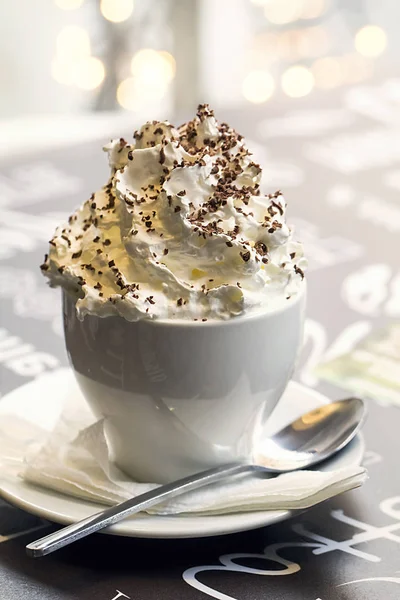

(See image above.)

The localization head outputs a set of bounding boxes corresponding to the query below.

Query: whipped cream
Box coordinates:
[41,105,306,321]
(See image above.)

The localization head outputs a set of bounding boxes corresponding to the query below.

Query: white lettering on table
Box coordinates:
[327,184,400,233]
[304,128,400,173]
[262,162,304,188]
[0,267,62,336]
[385,272,400,317]
[0,524,48,544]
[362,450,382,467]
[338,576,400,588]
[358,196,400,233]
[384,169,400,192]
[258,109,353,138]
[110,592,131,600]
[0,162,82,209]
[246,139,304,187]
[342,264,400,317]
[183,542,323,600]
[293,497,400,563]
[342,264,391,316]
[183,497,400,599]
[299,319,372,388]
[0,209,67,260]
[326,184,356,209]
[0,328,59,377]
[345,82,400,127]
[292,218,364,271]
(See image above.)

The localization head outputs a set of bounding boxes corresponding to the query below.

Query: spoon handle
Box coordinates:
[26,462,251,557]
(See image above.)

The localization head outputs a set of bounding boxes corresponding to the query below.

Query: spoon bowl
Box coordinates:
[255,397,366,472]
[27,396,366,558]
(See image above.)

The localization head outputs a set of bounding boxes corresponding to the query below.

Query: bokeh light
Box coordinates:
[276,31,302,61]
[73,57,105,90]
[281,65,315,97]
[341,54,374,84]
[56,26,91,62]
[301,0,327,20]
[382,79,400,102]
[312,57,343,89]
[117,75,168,110]
[55,0,84,8]
[100,0,134,23]
[242,70,275,103]
[115,49,175,109]
[130,48,176,87]
[117,78,138,110]
[298,26,330,57]
[354,25,387,58]
[264,0,302,25]
[52,26,106,91]
[158,51,177,80]
[51,58,75,86]
[251,33,280,65]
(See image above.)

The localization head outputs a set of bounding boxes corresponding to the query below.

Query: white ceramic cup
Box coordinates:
[63,288,306,483]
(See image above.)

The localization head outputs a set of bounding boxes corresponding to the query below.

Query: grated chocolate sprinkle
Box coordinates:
[254,241,268,256]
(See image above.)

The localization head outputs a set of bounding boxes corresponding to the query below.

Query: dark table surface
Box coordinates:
[1,79,400,599]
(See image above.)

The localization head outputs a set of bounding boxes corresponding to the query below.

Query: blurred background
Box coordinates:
[1,0,400,406]
[0,0,394,122]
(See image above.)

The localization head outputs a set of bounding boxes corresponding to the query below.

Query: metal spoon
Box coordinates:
[26,397,365,557]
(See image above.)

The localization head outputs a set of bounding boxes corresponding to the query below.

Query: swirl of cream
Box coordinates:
[41,105,306,321]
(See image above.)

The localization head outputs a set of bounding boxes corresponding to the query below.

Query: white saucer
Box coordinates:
[0,369,364,539]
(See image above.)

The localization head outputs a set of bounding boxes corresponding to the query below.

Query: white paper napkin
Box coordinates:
[1,390,367,516]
